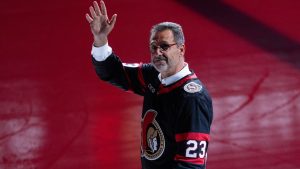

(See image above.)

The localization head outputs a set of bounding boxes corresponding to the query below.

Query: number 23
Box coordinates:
[186,140,207,158]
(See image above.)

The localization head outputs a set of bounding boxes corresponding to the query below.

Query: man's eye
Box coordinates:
[150,45,157,50]
[160,44,169,50]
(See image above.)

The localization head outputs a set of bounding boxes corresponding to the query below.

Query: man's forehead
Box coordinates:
[152,30,174,42]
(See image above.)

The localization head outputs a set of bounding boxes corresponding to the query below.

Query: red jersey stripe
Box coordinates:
[123,65,133,91]
[175,154,205,165]
[158,74,197,94]
[137,63,146,92]
[123,63,146,93]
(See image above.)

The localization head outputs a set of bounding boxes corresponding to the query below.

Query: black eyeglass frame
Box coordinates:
[149,43,177,53]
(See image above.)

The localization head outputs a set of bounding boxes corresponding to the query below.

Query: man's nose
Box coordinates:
[153,47,163,55]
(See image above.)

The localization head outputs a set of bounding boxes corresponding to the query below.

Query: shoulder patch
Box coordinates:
[184,82,202,93]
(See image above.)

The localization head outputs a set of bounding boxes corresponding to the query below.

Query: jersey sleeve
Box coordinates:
[174,90,213,169]
[92,53,148,96]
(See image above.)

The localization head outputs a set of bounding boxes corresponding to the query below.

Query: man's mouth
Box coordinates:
[153,55,167,63]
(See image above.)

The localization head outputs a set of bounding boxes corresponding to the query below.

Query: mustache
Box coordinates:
[153,55,167,62]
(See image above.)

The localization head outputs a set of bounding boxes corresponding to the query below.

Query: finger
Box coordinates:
[100,0,108,16]
[93,1,101,15]
[85,13,93,23]
[109,14,117,27]
[89,6,97,18]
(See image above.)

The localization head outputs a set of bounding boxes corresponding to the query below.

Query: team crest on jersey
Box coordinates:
[141,109,165,160]
[184,82,202,93]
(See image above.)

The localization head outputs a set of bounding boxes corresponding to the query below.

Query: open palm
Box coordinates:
[86,1,117,46]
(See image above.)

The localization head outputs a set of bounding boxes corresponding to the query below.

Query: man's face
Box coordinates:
[150,29,185,78]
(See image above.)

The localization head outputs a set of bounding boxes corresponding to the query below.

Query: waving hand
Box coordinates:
[86,1,117,47]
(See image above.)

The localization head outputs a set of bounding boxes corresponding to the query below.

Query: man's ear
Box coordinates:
[180,44,185,56]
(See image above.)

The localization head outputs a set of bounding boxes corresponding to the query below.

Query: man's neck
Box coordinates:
[161,62,186,79]
[159,63,191,86]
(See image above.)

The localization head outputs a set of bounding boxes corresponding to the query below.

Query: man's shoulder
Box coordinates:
[141,63,156,71]
[179,78,211,101]
[182,79,204,94]
[141,63,159,77]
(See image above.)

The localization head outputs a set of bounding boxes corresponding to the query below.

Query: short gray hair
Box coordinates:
[150,22,185,45]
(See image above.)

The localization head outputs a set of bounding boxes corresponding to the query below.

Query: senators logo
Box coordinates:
[141,109,165,160]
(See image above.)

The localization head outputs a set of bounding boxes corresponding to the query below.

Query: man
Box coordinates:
[85,1,213,169]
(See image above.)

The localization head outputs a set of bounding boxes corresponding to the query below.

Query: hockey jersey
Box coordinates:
[92,53,213,169]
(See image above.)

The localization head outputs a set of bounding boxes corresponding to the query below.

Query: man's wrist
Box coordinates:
[93,36,108,47]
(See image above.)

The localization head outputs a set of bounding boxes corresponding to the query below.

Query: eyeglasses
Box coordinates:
[150,43,177,53]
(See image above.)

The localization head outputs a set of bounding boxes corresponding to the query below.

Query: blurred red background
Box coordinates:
[0,0,299,169]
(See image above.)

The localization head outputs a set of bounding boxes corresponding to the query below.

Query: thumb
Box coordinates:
[109,14,117,27]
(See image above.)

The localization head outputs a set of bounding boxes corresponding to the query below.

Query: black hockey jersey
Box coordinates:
[92,53,213,169]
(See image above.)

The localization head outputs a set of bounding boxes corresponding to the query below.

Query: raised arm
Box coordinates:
[85,0,117,47]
